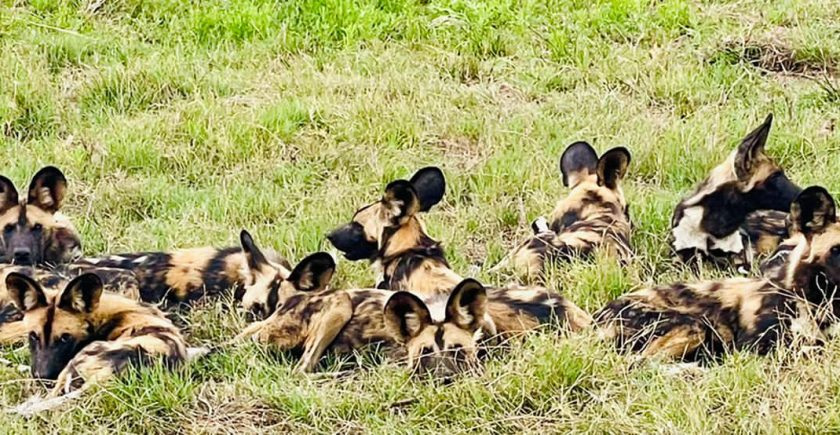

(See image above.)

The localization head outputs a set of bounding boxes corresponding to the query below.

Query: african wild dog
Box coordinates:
[70,242,290,308]
[596,186,840,361]
[4,272,190,396]
[1,263,144,346]
[236,232,485,376]
[670,114,801,269]
[0,166,82,266]
[326,167,592,337]
[496,141,633,276]
[0,166,86,346]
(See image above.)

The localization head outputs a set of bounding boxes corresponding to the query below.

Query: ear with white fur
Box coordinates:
[444,278,487,332]
[287,252,335,292]
[384,291,433,343]
[58,273,103,313]
[27,166,67,213]
[5,272,47,312]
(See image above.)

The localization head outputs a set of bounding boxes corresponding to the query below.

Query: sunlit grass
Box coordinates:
[1,0,839,432]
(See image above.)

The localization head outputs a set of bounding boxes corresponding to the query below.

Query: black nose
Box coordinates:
[13,249,32,264]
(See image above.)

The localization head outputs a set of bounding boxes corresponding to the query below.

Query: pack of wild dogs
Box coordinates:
[2,114,839,407]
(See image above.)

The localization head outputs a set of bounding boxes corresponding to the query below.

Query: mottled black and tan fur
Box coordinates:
[4,272,189,396]
[236,231,485,377]
[71,243,290,308]
[597,186,840,361]
[671,114,801,269]
[326,167,591,337]
[498,142,633,276]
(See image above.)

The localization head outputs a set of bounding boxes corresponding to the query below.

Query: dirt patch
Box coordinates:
[431,134,487,171]
[188,384,293,433]
[716,32,835,76]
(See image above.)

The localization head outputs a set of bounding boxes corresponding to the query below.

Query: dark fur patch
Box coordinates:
[551,210,581,233]
[0,303,23,324]
[380,244,449,289]
[491,292,563,325]
[200,247,243,299]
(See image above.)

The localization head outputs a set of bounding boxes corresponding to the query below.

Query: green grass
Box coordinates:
[2,0,840,432]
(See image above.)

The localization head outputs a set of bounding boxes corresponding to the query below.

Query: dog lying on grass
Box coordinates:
[4,271,207,413]
[598,186,840,362]
[497,141,633,277]
[326,167,592,338]
[235,231,485,377]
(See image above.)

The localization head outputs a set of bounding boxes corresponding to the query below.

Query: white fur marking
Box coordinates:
[37,187,54,208]
[533,216,550,233]
[672,206,744,254]
[23,292,39,311]
[671,207,711,252]
[186,346,211,361]
[7,391,83,416]
[709,230,744,254]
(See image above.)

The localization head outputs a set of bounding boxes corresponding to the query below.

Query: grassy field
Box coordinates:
[1,0,839,432]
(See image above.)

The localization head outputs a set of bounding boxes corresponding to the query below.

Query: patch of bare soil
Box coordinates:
[431,134,486,171]
[717,31,835,76]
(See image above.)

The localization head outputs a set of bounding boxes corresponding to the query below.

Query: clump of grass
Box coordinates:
[1,0,839,432]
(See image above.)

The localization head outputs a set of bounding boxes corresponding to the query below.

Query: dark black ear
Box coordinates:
[27,166,67,213]
[0,175,18,214]
[240,229,269,271]
[383,180,420,219]
[287,252,335,292]
[384,291,433,343]
[444,278,487,332]
[560,141,599,187]
[409,167,446,212]
[597,147,631,189]
[790,186,836,236]
[735,114,773,180]
[5,272,47,312]
[58,273,103,313]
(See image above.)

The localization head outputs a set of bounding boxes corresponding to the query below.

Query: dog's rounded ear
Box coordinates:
[560,142,598,188]
[384,291,432,343]
[409,167,446,212]
[735,114,773,180]
[27,166,67,213]
[790,186,836,236]
[445,278,487,332]
[384,180,420,220]
[287,252,335,292]
[0,176,18,214]
[59,273,103,314]
[597,147,631,189]
[240,229,269,272]
[5,272,47,312]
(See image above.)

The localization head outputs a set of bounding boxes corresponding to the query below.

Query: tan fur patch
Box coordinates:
[164,247,218,300]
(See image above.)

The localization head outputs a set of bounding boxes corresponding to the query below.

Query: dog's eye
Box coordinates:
[3,224,13,234]
[831,246,840,257]
[59,333,72,344]
[32,223,43,232]
[421,346,434,355]
[28,332,39,343]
